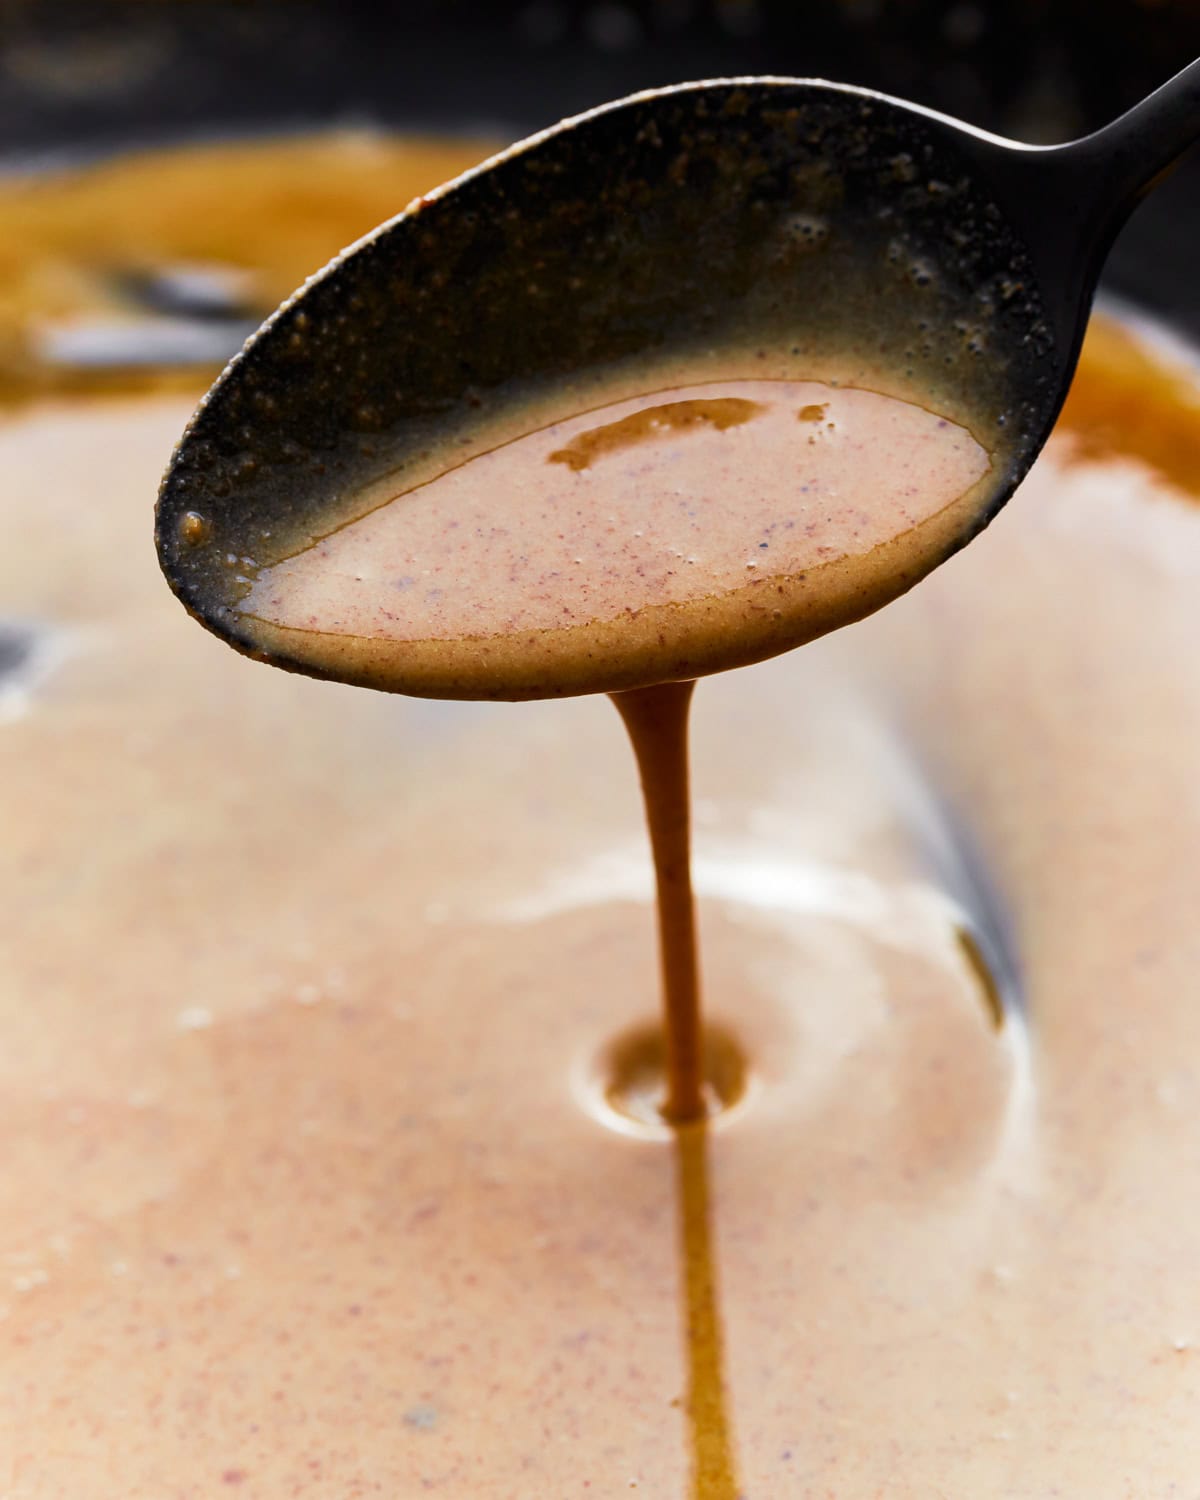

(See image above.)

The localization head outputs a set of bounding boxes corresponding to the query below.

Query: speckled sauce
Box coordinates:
[6,317,1200,1494]
[8,127,1200,1497]
[235,379,989,699]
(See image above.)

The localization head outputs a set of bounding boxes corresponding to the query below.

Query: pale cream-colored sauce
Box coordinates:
[5,129,1200,1497]
[5,336,1200,1491]
[239,381,987,695]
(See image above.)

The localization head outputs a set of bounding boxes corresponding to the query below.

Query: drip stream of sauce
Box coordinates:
[611,679,704,1121]
[675,1122,742,1500]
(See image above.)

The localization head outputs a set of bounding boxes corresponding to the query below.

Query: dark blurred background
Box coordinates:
[2,0,1198,331]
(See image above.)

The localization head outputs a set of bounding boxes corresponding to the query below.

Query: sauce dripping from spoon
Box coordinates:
[213,369,990,1119]
[612,679,703,1122]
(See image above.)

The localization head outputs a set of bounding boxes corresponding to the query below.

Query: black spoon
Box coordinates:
[157,62,1200,698]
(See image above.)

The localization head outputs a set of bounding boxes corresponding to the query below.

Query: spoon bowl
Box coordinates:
[157,66,1200,699]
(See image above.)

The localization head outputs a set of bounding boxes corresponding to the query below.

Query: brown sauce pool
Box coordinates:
[4,132,1200,1496]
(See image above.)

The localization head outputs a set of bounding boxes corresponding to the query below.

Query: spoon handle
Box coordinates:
[1069,55,1200,217]
[976,58,1200,361]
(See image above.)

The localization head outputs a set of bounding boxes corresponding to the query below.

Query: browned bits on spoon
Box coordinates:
[179,511,211,546]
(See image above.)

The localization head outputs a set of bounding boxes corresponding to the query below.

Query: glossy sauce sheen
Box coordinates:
[612,680,705,1123]
[235,379,990,698]
[6,134,1200,1498]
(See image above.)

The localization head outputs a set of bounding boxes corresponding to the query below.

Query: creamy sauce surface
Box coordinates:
[242,380,986,654]
[228,377,990,699]
[5,133,1200,1498]
[7,347,1200,1495]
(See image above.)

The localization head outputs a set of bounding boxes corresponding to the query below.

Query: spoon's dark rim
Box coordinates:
[157,72,1049,481]
[155,73,1076,696]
